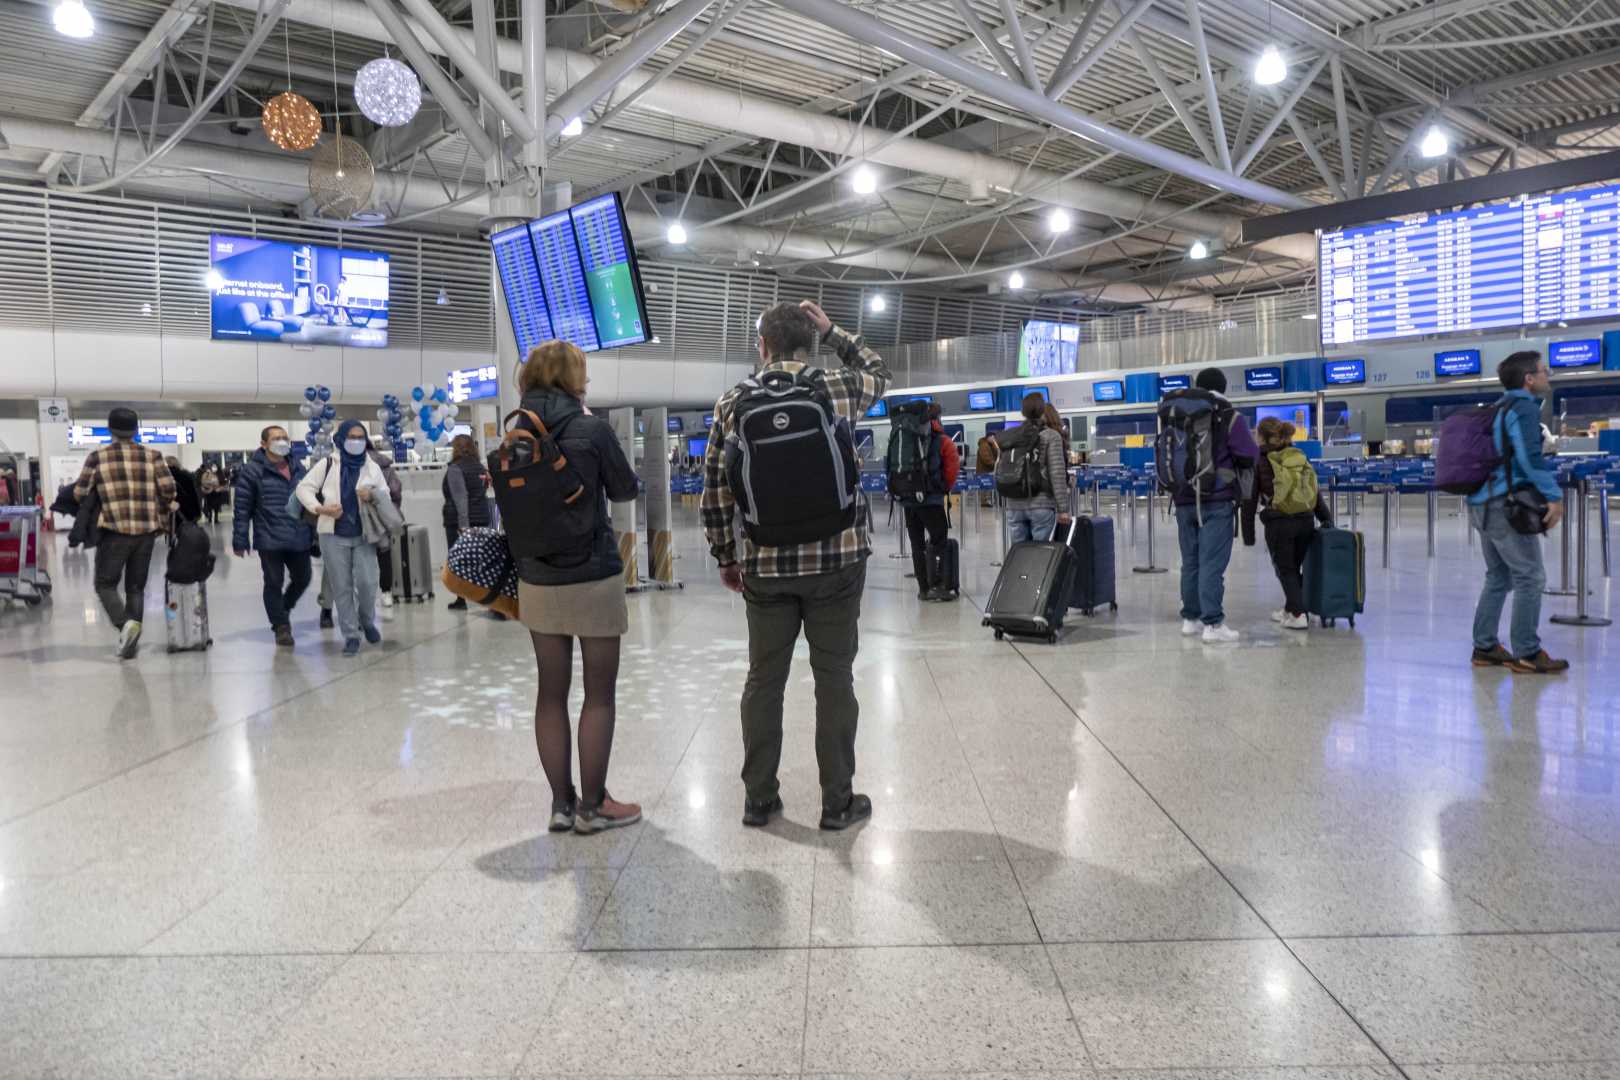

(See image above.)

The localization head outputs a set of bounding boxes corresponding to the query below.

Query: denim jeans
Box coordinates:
[1175,501,1235,626]
[1007,506,1057,544]
[1470,498,1547,657]
[258,548,312,629]
[318,533,380,642]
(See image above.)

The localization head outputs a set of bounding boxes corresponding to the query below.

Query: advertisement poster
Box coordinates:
[210,234,389,348]
[1017,320,1079,377]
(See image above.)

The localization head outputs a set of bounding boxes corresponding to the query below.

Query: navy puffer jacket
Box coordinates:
[232,448,316,553]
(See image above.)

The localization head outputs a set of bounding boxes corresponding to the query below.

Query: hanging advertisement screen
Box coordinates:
[209,234,389,348]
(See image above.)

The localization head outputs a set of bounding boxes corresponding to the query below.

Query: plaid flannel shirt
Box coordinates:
[73,439,176,535]
[702,325,890,578]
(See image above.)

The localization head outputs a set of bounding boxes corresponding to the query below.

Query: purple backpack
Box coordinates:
[1434,402,1506,495]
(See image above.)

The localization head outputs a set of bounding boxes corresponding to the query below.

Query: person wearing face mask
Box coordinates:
[296,419,390,656]
[232,426,316,647]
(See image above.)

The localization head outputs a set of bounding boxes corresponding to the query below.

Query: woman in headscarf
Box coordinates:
[296,418,389,656]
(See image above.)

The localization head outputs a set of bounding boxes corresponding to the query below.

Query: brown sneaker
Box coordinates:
[1471,644,1513,667]
[1508,650,1570,675]
[574,795,642,835]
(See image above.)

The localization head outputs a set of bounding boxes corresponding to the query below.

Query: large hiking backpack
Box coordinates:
[886,401,941,503]
[725,367,858,546]
[166,517,215,584]
[994,425,1047,499]
[1434,401,1507,495]
[1155,389,1236,511]
[487,409,597,559]
[1268,447,1318,514]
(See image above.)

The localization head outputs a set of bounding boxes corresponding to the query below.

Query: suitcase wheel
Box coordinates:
[993,629,1004,641]
[1110,602,1118,612]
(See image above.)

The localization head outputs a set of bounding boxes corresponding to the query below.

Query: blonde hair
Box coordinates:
[517,340,588,399]
[1257,417,1296,448]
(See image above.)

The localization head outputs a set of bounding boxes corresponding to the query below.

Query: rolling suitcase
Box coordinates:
[1304,526,1364,627]
[983,521,1076,643]
[390,525,434,603]
[1067,515,1118,615]
[164,580,212,652]
[926,538,959,598]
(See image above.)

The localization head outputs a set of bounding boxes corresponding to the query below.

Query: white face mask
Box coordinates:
[344,438,368,456]
[268,439,292,457]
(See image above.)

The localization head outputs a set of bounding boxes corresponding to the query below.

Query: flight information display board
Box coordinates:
[489,191,652,356]
[1319,179,1620,346]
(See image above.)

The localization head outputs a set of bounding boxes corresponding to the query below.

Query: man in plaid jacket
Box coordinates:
[702,299,890,832]
[74,407,177,659]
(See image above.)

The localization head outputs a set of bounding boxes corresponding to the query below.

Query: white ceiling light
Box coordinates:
[1008,270,1026,289]
[869,294,887,313]
[1301,311,1318,320]
[851,163,878,195]
[53,0,94,38]
[560,116,583,138]
[204,269,225,292]
[666,220,688,245]
[1047,208,1072,234]
[1188,240,1209,260]
[435,287,450,307]
[354,57,421,128]
[1253,45,1287,86]
[1419,124,1449,158]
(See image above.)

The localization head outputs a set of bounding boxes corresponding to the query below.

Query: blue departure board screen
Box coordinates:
[529,209,599,351]
[1093,380,1124,402]
[1245,366,1282,392]
[1319,179,1620,346]
[865,399,888,418]
[570,194,651,348]
[967,391,995,410]
[1323,358,1366,385]
[1550,338,1602,368]
[491,224,553,360]
[1434,349,1481,378]
[1159,375,1190,396]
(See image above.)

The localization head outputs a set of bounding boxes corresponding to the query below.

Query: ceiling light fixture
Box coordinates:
[1188,240,1209,260]
[1047,208,1072,234]
[1253,45,1287,86]
[52,0,94,38]
[435,287,450,307]
[1419,124,1449,158]
[869,294,887,313]
[560,116,583,138]
[262,91,322,151]
[1301,311,1318,320]
[851,163,878,195]
[666,220,688,245]
[1008,271,1026,289]
[354,57,421,127]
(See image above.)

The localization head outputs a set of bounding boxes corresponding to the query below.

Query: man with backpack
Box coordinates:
[232,425,314,648]
[996,393,1070,542]
[702,299,890,832]
[1464,350,1568,674]
[1157,368,1258,644]
[887,402,960,601]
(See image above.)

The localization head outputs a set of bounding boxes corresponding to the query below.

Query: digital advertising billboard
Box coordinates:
[209,234,389,348]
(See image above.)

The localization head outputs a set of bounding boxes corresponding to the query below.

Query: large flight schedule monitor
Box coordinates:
[1319,178,1620,347]
[491,191,652,357]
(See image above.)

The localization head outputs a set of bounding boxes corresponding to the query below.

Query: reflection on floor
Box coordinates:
[1,501,1617,1079]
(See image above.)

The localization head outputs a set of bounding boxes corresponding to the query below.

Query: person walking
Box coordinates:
[232,426,314,648]
[899,403,959,601]
[999,393,1070,543]
[198,464,222,524]
[72,407,176,659]
[296,419,389,657]
[702,299,890,832]
[167,457,203,524]
[512,341,643,834]
[1242,418,1332,630]
[443,434,491,611]
[1469,350,1568,674]
[974,433,998,507]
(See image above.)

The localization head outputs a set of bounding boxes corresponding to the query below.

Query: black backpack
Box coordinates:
[166,518,216,584]
[724,367,858,546]
[886,401,941,503]
[1155,388,1238,516]
[994,424,1047,499]
[488,409,597,559]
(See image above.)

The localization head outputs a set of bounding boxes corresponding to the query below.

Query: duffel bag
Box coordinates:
[441,526,520,619]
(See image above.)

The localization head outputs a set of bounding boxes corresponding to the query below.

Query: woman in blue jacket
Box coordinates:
[232,425,315,648]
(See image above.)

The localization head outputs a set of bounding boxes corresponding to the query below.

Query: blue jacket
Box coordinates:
[233,448,316,553]
[1468,389,1562,506]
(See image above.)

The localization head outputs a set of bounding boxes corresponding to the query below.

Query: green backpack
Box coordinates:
[1268,447,1318,515]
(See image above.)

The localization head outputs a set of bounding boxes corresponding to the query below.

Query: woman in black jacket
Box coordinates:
[513,340,641,836]
[443,434,491,611]
[1242,418,1332,630]
[166,457,203,523]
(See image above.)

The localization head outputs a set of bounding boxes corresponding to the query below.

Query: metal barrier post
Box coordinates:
[1546,485,1576,596]
[1426,489,1437,559]
[1129,485,1139,546]
[1133,483,1168,574]
[1381,487,1393,569]
[1350,489,1359,532]
[1552,477,1612,627]
[1599,478,1612,578]
[1090,477,1101,518]
[994,496,1007,567]
[1464,496,1475,549]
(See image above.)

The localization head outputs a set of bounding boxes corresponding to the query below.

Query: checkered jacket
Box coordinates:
[702,325,890,578]
[73,440,176,535]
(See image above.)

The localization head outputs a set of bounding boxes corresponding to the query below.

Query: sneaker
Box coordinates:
[548,795,577,833]
[448,597,468,611]
[273,624,295,648]
[117,619,143,660]
[820,793,873,831]
[319,608,334,630]
[361,623,381,645]
[742,795,784,828]
[342,638,360,657]
[1180,618,1202,636]
[1202,623,1241,644]
[1270,609,1288,623]
[379,593,395,609]
[575,796,641,834]
[1508,649,1570,675]
[1282,613,1309,630]
[1471,644,1514,667]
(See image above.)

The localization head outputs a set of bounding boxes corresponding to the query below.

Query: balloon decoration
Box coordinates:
[300,385,336,458]
[378,393,409,462]
[400,383,457,449]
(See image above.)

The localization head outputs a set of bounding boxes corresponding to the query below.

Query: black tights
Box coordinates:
[529,632,621,810]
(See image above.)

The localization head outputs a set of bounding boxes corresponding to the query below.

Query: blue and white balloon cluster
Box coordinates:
[375,394,410,462]
[298,385,336,457]
[405,383,458,449]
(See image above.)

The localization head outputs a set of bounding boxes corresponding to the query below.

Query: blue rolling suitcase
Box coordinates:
[1067,515,1117,615]
[1304,527,1364,628]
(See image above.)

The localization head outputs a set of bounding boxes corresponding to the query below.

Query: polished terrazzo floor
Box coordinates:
[1,497,1618,1079]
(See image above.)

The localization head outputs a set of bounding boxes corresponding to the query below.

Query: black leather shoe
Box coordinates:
[742,795,783,828]
[819,793,872,831]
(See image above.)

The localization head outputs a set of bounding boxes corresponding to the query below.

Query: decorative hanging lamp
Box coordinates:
[354,56,421,127]
[308,135,375,218]
[262,91,322,151]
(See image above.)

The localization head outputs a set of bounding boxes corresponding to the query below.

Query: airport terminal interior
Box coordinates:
[3,0,1620,1077]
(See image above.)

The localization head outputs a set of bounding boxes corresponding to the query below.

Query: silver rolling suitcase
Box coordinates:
[390,524,434,602]
[164,580,212,652]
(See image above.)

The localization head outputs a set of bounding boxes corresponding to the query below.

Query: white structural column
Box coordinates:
[521,0,545,170]
[360,0,499,161]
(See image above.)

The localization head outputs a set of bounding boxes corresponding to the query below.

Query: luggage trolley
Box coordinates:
[0,505,51,606]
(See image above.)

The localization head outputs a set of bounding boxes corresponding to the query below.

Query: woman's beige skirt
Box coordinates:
[518,575,628,637]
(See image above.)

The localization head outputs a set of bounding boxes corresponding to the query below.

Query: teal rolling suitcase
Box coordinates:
[1303,527,1364,628]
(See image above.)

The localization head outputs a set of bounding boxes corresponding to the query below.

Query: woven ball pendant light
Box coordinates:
[262,91,322,151]
[354,57,421,127]
[308,136,375,219]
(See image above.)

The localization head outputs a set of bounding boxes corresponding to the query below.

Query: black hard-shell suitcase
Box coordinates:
[983,521,1075,643]
[927,538,959,598]
[1304,526,1364,627]
[1067,515,1117,615]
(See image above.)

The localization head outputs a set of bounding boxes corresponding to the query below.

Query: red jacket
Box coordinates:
[934,419,961,491]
